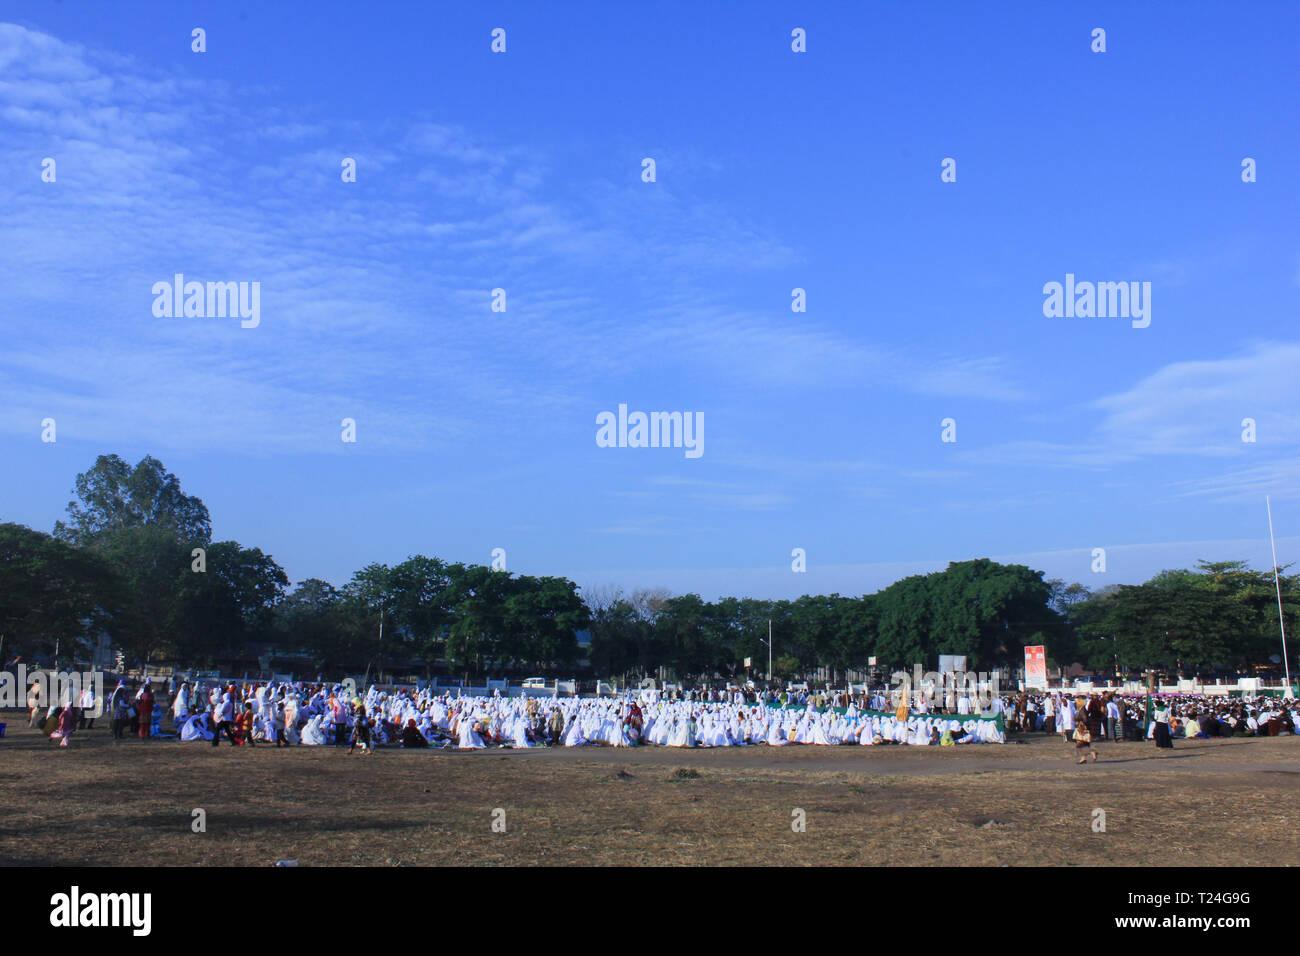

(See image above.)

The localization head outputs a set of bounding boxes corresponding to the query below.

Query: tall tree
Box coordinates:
[0,522,115,663]
[54,455,211,546]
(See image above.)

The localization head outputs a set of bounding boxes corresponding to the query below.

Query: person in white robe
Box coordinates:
[173,682,191,723]
[457,711,487,749]
[1057,698,1074,739]
[563,712,590,747]
[300,714,327,746]
[667,713,694,747]
[180,712,214,741]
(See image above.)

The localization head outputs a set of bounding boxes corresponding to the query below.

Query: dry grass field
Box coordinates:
[3,717,1299,866]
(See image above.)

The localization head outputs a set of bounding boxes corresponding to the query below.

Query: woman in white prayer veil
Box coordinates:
[765,712,789,746]
[608,709,631,747]
[595,709,616,746]
[714,710,735,746]
[830,713,849,744]
[893,717,910,744]
[563,711,589,747]
[643,708,661,746]
[511,712,535,748]
[173,682,191,722]
[641,707,658,744]
[841,716,860,745]
[988,718,1006,744]
[858,716,876,745]
[180,712,214,741]
[696,711,717,747]
[667,712,694,748]
[646,710,667,746]
[457,712,487,749]
[300,714,327,746]
[418,714,437,742]
[430,700,450,732]
[808,713,827,744]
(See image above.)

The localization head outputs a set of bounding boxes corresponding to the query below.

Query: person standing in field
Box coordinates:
[1105,695,1121,742]
[349,704,373,755]
[27,679,43,729]
[1087,694,1105,739]
[110,681,130,739]
[137,680,154,739]
[1153,699,1174,749]
[1057,693,1074,743]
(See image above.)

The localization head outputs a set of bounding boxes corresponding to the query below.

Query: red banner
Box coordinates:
[1025,645,1047,690]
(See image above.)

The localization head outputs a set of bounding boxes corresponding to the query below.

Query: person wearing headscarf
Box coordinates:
[401,718,429,748]
[456,709,487,749]
[235,702,257,746]
[180,711,215,741]
[173,681,191,724]
[1153,698,1174,749]
[26,678,44,729]
[300,714,327,745]
[109,681,131,739]
[211,692,238,747]
[78,682,97,730]
[136,680,154,739]
[349,704,373,755]
[268,702,289,747]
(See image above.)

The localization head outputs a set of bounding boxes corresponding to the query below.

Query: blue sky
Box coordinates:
[2,1,1299,601]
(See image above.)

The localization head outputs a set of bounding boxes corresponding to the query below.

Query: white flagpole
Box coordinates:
[1266,495,1293,698]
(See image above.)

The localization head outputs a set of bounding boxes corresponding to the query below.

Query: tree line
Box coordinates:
[1,455,1297,681]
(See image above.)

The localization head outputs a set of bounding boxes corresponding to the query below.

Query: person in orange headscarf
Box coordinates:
[235,702,257,746]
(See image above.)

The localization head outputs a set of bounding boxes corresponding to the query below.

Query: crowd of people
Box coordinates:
[161,681,1010,749]
[1002,690,1297,745]
[19,674,1298,756]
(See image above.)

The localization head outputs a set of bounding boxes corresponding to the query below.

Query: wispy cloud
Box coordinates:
[960,341,1300,471]
[0,20,1025,457]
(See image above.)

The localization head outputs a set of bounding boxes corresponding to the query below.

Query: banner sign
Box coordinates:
[1024,645,1047,690]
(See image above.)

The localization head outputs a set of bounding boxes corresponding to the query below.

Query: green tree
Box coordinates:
[0,522,115,663]
[170,542,288,665]
[54,454,211,546]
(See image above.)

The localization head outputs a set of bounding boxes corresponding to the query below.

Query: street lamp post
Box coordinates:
[1267,495,1293,697]
[758,619,773,684]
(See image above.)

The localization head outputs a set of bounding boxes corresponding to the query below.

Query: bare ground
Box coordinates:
[3,720,1299,866]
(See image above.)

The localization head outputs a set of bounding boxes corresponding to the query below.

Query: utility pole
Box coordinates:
[758,619,773,683]
[1267,495,1293,697]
